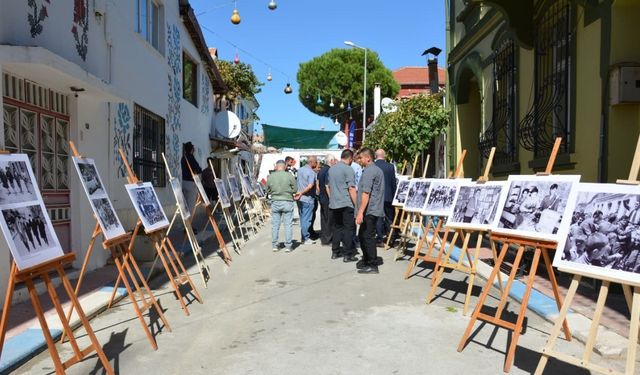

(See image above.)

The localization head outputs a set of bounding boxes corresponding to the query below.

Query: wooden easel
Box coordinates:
[113,148,203,317]
[457,138,571,373]
[425,147,503,315]
[208,159,243,254]
[228,174,254,239]
[392,155,429,259]
[183,156,233,264]
[0,255,114,374]
[63,143,170,349]
[237,165,265,226]
[385,156,416,251]
[402,150,467,278]
[534,136,640,375]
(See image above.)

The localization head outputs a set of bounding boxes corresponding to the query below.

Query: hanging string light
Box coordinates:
[329,96,334,107]
[340,102,345,110]
[230,1,241,25]
[284,83,293,94]
[268,0,277,10]
[267,68,272,81]
[316,93,323,105]
[233,49,240,64]
[334,117,340,126]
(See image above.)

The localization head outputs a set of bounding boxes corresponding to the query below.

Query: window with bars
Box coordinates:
[479,38,518,170]
[133,104,165,187]
[519,0,573,159]
[183,53,198,107]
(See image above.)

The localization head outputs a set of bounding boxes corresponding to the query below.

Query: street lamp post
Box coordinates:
[344,41,368,145]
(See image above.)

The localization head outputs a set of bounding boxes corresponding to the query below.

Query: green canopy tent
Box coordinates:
[262,124,336,149]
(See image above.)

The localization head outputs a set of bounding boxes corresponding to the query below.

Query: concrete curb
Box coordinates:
[439,237,630,358]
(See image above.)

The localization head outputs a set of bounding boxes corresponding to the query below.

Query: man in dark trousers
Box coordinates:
[374,149,396,246]
[318,155,337,245]
[326,149,358,262]
[356,148,385,274]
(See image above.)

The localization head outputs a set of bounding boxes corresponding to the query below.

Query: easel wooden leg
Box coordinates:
[0,264,17,360]
[491,240,504,295]
[206,206,232,263]
[425,229,460,304]
[503,247,541,373]
[535,275,581,375]
[541,249,571,340]
[458,241,510,352]
[430,227,452,286]
[163,237,203,304]
[463,233,483,316]
[385,208,400,250]
[42,273,83,358]
[152,235,190,316]
[495,245,525,320]
[403,218,436,278]
[626,287,640,374]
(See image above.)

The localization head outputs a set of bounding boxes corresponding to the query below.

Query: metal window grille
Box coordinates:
[479,38,517,166]
[519,0,572,158]
[133,104,166,186]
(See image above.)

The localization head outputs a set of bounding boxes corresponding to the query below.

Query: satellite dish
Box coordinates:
[334,131,348,147]
[213,110,242,139]
[381,97,397,113]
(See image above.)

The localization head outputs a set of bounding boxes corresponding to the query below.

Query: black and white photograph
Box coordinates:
[392,177,411,207]
[170,178,192,220]
[0,157,38,206]
[493,174,580,242]
[242,175,255,197]
[91,197,126,239]
[554,183,640,286]
[193,174,211,207]
[125,182,170,233]
[74,157,105,198]
[446,181,507,230]
[403,178,432,213]
[215,178,231,208]
[228,175,242,202]
[0,203,62,269]
[421,179,469,217]
[254,179,266,199]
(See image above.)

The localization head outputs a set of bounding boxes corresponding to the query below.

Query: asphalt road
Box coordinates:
[14,221,628,375]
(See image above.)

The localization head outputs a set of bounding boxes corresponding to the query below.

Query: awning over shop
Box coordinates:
[262,124,336,150]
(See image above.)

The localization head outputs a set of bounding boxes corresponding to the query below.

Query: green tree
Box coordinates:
[297,48,399,119]
[217,60,263,100]
[365,94,448,162]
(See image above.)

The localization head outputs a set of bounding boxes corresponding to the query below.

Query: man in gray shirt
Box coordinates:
[296,156,318,245]
[327,149,358,262]
[355,148,385,274]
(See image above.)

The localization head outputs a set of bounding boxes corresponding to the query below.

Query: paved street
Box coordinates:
[14,223,629,375]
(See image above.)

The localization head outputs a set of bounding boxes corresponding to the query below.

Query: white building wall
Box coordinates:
[0,0,219,298]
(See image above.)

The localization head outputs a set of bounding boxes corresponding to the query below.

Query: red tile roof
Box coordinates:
[393,66,446,86]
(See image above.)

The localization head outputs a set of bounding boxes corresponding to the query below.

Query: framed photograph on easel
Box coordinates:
[228,175,242,202]
[73,157,127,240]
[169,178,191,220]
[215,178,232,209]
[192,174,211,207]
[125,182,170,233]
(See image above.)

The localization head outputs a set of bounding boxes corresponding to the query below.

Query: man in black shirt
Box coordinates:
[318,155,337,245]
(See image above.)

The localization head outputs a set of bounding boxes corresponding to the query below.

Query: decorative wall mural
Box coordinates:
[201,71,210,115]
[27,0,50,38]
[113,103,131,178]
[165,23,182,177]
[71,0,89,61]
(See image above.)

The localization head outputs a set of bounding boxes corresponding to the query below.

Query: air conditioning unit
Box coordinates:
[610,65,640,105]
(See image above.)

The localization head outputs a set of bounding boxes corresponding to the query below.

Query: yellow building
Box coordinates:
[446,0,640,182]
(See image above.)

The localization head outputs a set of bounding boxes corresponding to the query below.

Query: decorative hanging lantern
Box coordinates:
[316,93,323,105]
[268,0,277,10]
[334,117,339,126]
[284,83,293,94]
[347,102,352,111]
[233,50,240,64]
[230,2,241,25]
[329,96,334,107]
[267,69,272,81]
[339,102,345,110]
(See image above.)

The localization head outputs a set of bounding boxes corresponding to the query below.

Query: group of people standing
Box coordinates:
[267,148,397,274]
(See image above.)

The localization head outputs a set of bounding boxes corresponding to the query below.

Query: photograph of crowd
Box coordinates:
[403,179,431,213]
[193,174,211,207]
[0,160,37,205]
[215,178,231,208]
[92,197,125,238]
[495,175,579,241]
[422,180,468,216]
[170,178,191,220]
[126,183,169,232]
[447,182,506,230]
[1,204,57,257]
[242,175,255,197]
[228,175,242,202]
[555,183,640,284]
[76,158,105,197]
[392,178,411,207]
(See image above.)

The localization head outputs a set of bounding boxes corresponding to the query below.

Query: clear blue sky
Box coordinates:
[190,0,446,133]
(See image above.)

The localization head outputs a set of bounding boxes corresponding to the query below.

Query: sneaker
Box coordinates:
[272,247,280,252]
[357,265,379,274]
[284,247,293,253]
[303,239,316,245]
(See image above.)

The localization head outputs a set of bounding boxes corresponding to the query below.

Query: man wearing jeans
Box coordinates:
[327,149,358,263]
[266,160,297,252]
[296,156,318,245]
[355,148,385,274]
